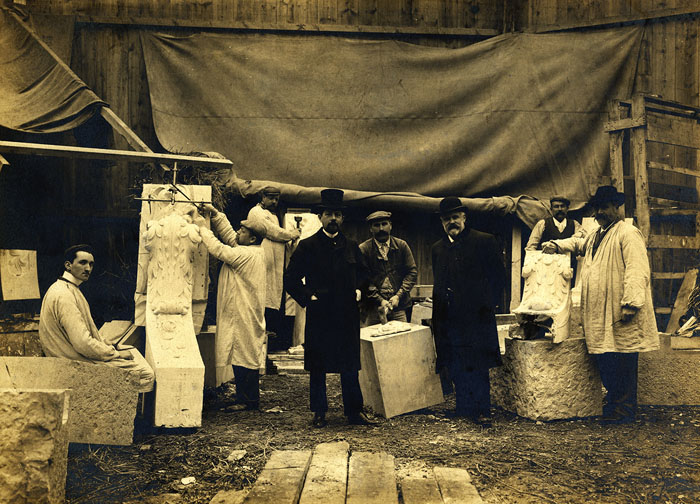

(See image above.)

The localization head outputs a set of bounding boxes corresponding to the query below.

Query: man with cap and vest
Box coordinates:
[196,204,268,411]
[542,185,659,424]
[247,186,301,350]
[359,210,418,325]
[525,195,582,251]
[431,197,506,426]
[284,189,376,427]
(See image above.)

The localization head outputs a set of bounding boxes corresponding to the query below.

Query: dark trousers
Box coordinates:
[450,366,491,418]
[594,352,638,419]
[233,365,260,408]
[309,371,363,417]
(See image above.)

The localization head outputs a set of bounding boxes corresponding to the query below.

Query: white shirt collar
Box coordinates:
[322,229,338,239]
[553,217,567,232]
[62,271,83,286]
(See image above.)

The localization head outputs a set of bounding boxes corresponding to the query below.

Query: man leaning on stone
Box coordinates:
[359,210,417,325]
[542,185,660,425]
[39,244,155,392]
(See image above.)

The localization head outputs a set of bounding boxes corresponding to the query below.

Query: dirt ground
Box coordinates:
[66,373,700,504]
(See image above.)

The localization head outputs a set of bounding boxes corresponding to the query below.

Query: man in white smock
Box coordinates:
[197,204,267,411]
[543,186,659,424]
[247,186,301,350]
[39,244,154,392]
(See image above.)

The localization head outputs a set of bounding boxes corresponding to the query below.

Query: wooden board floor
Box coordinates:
[215,442,484,504]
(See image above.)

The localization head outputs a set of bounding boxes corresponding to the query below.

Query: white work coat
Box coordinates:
[555,220,659,354]
[202,213,266,369]
[248,204,297,310]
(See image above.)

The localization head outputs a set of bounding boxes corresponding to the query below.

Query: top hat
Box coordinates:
[549,195,571,206]
[438,196,468,216]
[588,185,625,208]
[316,188,346,210]
[366,210,392,223]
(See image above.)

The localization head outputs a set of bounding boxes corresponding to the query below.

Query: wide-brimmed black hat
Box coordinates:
[315,188,346,210]
[438,196,468,216]
[588,185,625,208]
[550,195,571,206]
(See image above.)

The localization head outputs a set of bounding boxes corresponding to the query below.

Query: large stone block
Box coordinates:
[0,357,140,445]
[0,388,69,503]
[490,338,602,421]
[359,323,443,418]
[639,333,700,405]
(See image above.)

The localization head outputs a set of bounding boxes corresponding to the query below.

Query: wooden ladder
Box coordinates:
[607,94,700,330]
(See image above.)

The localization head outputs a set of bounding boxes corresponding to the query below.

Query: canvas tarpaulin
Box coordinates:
[0,8,104,132]
[141,27,641,223]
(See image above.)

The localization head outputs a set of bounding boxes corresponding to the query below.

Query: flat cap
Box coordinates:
[260,185,281,196]
[366,210,392,222]
[240,218,268,238]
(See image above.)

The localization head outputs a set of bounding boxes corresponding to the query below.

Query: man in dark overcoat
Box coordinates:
[431,197,506,425]
[284,189,376,427]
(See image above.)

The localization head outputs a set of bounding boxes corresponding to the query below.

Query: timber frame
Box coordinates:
[607,94,700,327]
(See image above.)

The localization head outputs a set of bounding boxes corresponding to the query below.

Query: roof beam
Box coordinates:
[0,140,233,168]
[72,14,498,37]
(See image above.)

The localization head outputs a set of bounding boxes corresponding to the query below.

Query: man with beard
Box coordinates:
[248,186,301,349]
[431,197,506,426]
[543,186,659,424]
[525,195,581,251]
[39,244,155,392]
[284,189,376,427]
[359,211,417,325]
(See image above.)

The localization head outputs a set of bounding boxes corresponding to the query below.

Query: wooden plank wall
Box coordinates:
[525,0,700,323]
[26,0,506,32]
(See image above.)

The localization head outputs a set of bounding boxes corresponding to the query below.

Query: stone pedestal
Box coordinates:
[359,323,443,418]
[0,388,69,503]
[490,338,602,421]
[0,357,140,445]
[639,333,700,405]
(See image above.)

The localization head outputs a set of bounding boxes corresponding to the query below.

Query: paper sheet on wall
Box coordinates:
[0,249,40,300]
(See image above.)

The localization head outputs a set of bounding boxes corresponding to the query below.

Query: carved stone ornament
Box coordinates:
[513,250,573,343]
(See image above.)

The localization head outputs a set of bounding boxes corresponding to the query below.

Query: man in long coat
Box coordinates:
[197,205,267,411]
[284,189,375,427]
[543,185,659,424]
[247,185,301,349]
[431,197,505,425]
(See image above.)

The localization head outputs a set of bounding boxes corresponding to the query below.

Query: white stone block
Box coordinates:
[639,333,700,405]
[0,388,69,503]
[490,338,602,421]
[359,324,443,418]
[0,357,139,445]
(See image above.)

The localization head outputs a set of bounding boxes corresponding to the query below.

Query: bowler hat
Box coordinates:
[588,185,625,208]
[366,210,392,223]
[438,196,468,216]
[240,218,268,238]
[550,195,570,206]
[316,188,346,210]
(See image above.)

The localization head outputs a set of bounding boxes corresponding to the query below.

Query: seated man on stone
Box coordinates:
[39,244,155,392]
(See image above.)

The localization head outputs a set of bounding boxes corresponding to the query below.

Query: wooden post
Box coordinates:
[509,223,522,312]
[607,99,625,206]
[631,95,651,241]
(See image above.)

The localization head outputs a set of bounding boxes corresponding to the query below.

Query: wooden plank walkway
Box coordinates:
[217,444,484,504]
